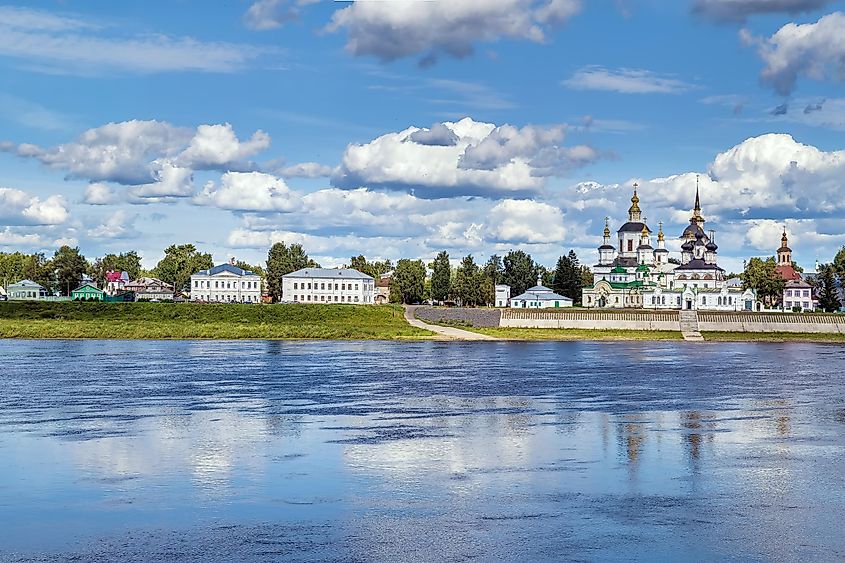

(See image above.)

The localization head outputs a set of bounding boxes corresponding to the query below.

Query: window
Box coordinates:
[308,283,312,290]
[334,296,338,302]
[294,282,298,290]
[307,295,311,301]
[341,284,345,291]
[335,284,339,290]
[355,296,359,302]
[321,283,325,290]
[628,240,633,252]
[321,295,325,301]
[702,297,706,305]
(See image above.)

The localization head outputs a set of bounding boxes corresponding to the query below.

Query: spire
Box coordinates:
[781,226,788,249]
[691,174,705,225]
[628,183,642,221]
[657,221,665,242]
[641,218,649,238]
[603,216,610,239]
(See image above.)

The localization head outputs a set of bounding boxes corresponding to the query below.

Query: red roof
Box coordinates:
[774,264,801,281]
[106,271,123,283]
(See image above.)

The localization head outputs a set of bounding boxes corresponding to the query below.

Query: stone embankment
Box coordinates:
[414,307,502,328]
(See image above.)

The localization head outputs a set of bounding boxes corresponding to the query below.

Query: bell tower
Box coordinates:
[777,228,792,265]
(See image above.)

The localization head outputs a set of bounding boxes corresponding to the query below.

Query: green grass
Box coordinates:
[467,327,683,341]
[0,302,433,340]
[702,331,845,343]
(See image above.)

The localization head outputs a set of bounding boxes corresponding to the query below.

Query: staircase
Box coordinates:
[679,310,704,341]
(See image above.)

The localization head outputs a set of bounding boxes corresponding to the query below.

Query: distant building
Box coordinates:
[375,276,391,304]
[510,280,573,309]
[7,280,49,301]
[124,278,175,301]
[105,271,130,295]
[72,283,105,301]
[282,268,375,304]
[774,229,818,311]
[190,260,262,303]
[495,284,511,307]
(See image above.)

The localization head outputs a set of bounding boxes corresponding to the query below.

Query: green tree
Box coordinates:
[553,250,584,303]
[266,242,319,301]
[454,255,482,306]
[580,265,594,289]
[153,244,213,294]
[484,254,503,286]
[741,257,785,306]
[0,252,48,287]
[429,251,451,303]
[502,250,538,298]
[817,264,842,312]
[90,251,143,286]
[834,246,845,281]
[234,260,265,279]
[51,246,89,296]
[349,255,393,279]
[389,259,425,304]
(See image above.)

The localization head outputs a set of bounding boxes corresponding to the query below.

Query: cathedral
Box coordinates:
[583,180,755,311]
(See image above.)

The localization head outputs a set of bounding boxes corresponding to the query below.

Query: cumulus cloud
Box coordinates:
[562,66,693,94]
[408,123,460,146]
[87,210,138,239]
[0,227,46,248]
[196,172,301,212]
[486,199,566,243]
[4,120,271,201]
[693,0,831,22]
[83,183,120,205]
[333,117,601,197]
[742,12,845,95]
[326,0,582,65]
[0,187,69,225]
[243,0,320,30]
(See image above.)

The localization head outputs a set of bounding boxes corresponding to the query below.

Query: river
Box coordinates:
[0,339,843,562]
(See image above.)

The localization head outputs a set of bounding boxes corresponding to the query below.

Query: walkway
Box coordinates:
[404,306,500,341]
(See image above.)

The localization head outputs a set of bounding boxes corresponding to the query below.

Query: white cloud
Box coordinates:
[693,0,831,22]
[243,0,320,30]
[196,171,301,212]
[742,12,845,95]
[326,0,582,65]
[562,66,693,94]
[0,187,69,225]
[333,117,600,197]
[128,163,194,199]
[177,123,270,170]
[0,6,270,74]
[0,227,46,248]
[487,199,566,243]
[83,183,120,205]
[87,210,138,239]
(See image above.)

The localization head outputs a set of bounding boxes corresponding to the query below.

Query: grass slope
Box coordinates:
[0,302,432,340]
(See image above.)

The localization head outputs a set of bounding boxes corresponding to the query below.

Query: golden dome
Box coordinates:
[603,217,610,238]
[629,184,641,214]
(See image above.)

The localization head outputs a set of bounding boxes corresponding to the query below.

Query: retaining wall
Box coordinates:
[414,307,502,328]
[501,309,845,334]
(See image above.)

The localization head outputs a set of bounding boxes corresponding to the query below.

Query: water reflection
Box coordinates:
[0,339,842,562]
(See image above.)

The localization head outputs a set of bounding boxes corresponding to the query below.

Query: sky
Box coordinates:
[1,0,845,274]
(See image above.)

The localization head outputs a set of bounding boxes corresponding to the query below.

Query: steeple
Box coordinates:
[657,221,665,243]
[777,227,792,265]
[603,216,611,241]
[628,183,642,222]
[691,175,704,226]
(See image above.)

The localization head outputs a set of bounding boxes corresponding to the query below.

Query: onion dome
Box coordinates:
[681,240,694,251]
[603,217,611,238]
[629,187,641,215]
[706,241,718,251]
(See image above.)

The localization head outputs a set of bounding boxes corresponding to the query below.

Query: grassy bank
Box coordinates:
[467,327,683,341]
[702,331,845,343]
[0,302,433,340]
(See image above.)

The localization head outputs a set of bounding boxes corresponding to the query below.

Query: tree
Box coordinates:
[553,250,584,303]
[502,250,538,298]
[484,254,503,286]
[0,252,48,287]
[429,251,451,303]
[580,265,594,289]
[349,255,393,279]
[153,244,213,294]
[741,257,785,306]
[234,260,265,279]
[51,246,89,296]
[266,242,319,301]
[389,259,425,304]
[454,255,484,306]
[817,264,842,312]
[90,251,143,286]
[834,246,845,281]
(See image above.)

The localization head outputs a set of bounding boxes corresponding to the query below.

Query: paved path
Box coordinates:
[404,306,501,341]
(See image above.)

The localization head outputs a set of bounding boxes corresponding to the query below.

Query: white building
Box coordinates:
[495,284,511,307]
[124,277,175,301]
[190,262,262,303]
[7,279,49,300]
[510,281,573,309]
[283,268,375,304]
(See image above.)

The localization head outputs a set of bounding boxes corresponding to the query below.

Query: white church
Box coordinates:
[582,181,756,311]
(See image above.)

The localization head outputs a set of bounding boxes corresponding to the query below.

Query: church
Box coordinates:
[583,180,755,311]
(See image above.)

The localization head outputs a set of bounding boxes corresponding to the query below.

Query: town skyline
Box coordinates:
[2,1,845,274]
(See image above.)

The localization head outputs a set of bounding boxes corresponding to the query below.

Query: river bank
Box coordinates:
[0,302,433,340]
[465,326,845,343]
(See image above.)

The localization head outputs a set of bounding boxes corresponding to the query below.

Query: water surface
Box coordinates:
[1,340,843,562]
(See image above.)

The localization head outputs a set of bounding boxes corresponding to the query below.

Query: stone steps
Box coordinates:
[679,310,705,341]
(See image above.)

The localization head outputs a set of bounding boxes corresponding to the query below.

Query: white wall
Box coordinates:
[282,276,375,304]
[191,273,262,303]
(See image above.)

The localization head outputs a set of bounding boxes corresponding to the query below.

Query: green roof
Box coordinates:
[610,266,627,274]
[636,264,650,272]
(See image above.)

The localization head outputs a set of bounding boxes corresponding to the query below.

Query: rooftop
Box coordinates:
[194,263,260,277]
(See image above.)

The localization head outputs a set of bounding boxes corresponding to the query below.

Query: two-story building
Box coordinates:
[124,277,175,301]
[7,280,49,300]
[190,261,262,303]
[282,268,375,304]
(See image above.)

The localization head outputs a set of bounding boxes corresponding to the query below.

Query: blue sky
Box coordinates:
[1,0,844,273]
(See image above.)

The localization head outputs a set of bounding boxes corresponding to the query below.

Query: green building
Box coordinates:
[71,284,105,301]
